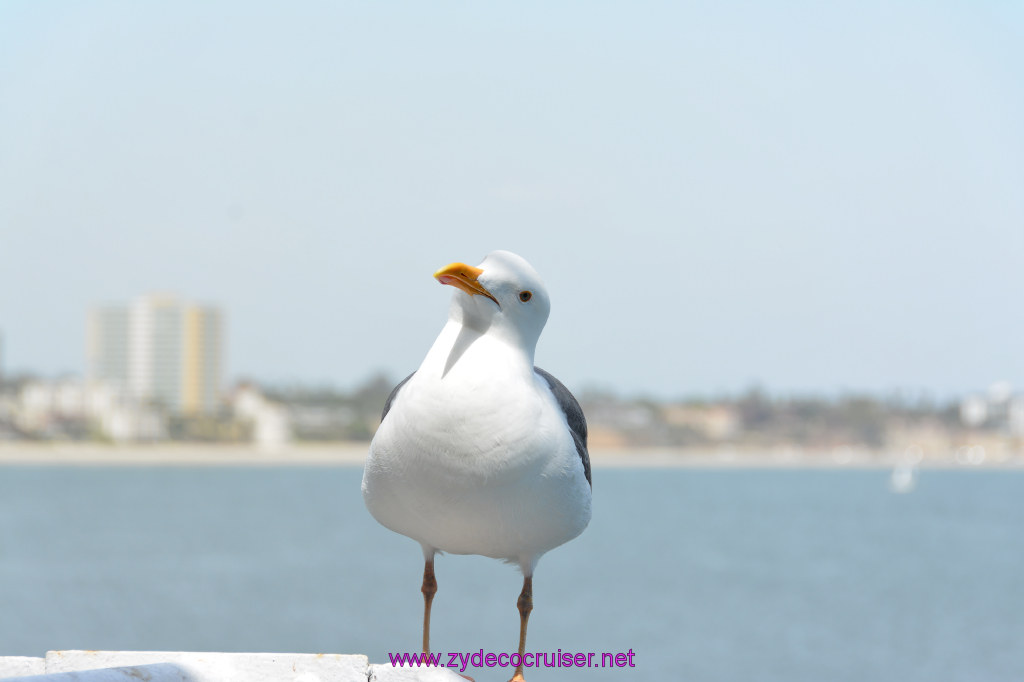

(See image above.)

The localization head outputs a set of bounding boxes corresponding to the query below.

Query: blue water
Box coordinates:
[0,466,1021,681]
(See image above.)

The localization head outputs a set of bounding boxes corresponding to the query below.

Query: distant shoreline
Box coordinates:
[0,442,1021,469]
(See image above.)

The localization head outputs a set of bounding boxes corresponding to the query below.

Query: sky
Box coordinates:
[1,1,1022,399]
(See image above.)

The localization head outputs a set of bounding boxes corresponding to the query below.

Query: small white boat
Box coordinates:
[889,463,917,493]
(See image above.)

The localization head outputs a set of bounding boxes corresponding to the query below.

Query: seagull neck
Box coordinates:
[445,300,541,363]
[421,319,537,378]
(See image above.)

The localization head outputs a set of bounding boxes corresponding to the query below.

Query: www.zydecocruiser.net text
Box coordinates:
[387,649,637,673]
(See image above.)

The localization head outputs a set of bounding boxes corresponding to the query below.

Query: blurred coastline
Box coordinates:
[3,372,1023,468]
[1,442,1021,469]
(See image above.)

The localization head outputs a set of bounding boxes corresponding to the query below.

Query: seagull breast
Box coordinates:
[362,250,592,571]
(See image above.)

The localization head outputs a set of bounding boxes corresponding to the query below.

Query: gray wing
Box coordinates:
[534,366,591,487]
[381,372,415,421]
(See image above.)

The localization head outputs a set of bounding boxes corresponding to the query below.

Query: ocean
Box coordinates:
[0,465,1021,681]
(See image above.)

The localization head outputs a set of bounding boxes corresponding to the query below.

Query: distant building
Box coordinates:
[960,381,1024,437]
[661,404,740,440]
[231,384,292,449]
[88,294,223,415]
[16,378,167,442]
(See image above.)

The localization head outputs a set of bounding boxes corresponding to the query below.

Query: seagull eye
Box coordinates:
[519,291,533,302]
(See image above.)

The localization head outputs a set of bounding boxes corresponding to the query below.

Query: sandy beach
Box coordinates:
[0,442,1021,469]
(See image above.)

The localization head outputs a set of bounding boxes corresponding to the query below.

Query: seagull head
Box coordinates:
[434,250,551,351]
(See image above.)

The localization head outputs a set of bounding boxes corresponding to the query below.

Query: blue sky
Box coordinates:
[1,1,1022,398]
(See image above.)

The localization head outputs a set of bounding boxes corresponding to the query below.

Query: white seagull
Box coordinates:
[362,250,592,682]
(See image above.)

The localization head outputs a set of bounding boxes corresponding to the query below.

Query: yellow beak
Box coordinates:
[434,262,500,307]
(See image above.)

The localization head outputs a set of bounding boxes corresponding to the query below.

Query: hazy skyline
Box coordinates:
[2,1,1023,398]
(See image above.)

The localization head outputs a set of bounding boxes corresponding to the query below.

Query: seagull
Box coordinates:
[362,250,592,682]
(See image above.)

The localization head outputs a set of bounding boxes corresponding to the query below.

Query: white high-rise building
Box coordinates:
[88,295,223,415]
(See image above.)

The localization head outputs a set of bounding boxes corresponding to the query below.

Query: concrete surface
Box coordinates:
[0,652,473,682]
[368,664,470,681]
[0,659,45,679]
[0,652,368,682]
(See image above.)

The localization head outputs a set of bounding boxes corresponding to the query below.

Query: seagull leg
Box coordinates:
[421,557,438,655]
[510,575,533,682]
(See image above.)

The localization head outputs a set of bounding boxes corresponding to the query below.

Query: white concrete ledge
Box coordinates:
[0,659,44,679]
[3,663,193,681]
[0,652,470,682]
[368,664,467,681]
